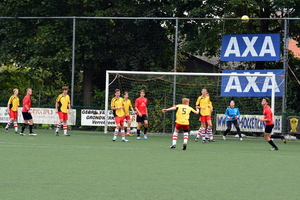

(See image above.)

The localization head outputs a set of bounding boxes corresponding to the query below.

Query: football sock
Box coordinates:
[29,125,33,133]
[113,128,119,139]
[172,132,178,145]
[121,130,125,140]
[207,126,213,140]
[144,127,148,135]
[183,132,188,144]
[56,123,61,132]
[196,128,201,138]
[268,140,278,149]
[63,124,67,134]
[201,127,206,141]
[137,129,140,137]
[21,123,27,133]
[127,128,131,133]
[271,135,284,139]
[14,122,18,132]
[5,121,11,129]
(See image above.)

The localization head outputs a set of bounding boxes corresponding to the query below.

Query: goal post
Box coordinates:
[104,70,278,134]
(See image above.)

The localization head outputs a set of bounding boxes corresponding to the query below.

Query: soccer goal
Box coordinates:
[104,70,283,134]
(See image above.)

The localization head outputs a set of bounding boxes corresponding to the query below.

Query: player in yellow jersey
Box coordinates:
[55,86,71,136]
[162,98,199,150]
[123,92,135,136]
[111,89,129,142]
[195,89,216,143]
[5,89,20,134]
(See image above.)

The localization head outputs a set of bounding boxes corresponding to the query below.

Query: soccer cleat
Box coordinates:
[122,139,129,142]
[270,147,279,151]
[20,133,25,136]
[29,133,37,136]
[281,137,287,144]
[195,137,199,142]
[112,138,116,142]
[5,128,8,133]
[182,143,187,150]
[202,140,207,143]
[126,133,133,136]
[55,132,59,136]
[15,132,19,134]
[209,139,217,142]
[64,134,70,136]
[223,136,226,140]
[137,137,141,140]
[240,138,243,141]
[144,136,148,140]
[170,145,176,149]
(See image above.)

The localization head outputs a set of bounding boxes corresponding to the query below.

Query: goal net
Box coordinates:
[105,70,283,135]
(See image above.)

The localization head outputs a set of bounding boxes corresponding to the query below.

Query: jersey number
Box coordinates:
[182,108,186,115]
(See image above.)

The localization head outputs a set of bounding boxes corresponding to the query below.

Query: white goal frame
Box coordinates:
[104,70,276,134]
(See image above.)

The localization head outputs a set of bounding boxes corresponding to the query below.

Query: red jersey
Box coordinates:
[22,94,31,112]
[135,97,148,115]
[263,105,274,125]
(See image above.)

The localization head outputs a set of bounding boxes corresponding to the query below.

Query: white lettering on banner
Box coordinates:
[224,36,276,58]
[224,72,280,93]
[216,114,282,133]
[81,109,137,127]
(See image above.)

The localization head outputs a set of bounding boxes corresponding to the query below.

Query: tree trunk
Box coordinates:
[83,64,93,107]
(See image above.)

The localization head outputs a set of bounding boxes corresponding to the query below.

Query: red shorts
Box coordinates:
[114,116,124,126]
[124,115,130,121]
[58,112,68,121]
[175,123,190,131]
[200,115,211,122]
[9,110,18,120]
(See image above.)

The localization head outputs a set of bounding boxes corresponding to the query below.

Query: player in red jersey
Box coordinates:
[20,88,36,136]
[258,98,286,150]
[135,89,148,140]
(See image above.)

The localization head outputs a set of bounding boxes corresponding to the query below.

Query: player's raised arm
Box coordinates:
[162,106,176,113]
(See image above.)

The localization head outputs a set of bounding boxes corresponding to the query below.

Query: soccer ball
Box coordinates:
[241,15,249,23]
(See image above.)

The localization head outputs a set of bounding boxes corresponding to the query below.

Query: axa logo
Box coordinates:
[221,70,284,97]
[221,34,280,61]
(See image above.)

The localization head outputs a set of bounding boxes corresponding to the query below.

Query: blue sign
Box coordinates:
[220,34,280,61]
[220,70,284,97]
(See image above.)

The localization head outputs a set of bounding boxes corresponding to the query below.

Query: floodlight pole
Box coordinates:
[282,18,289,135]
[71,17,76,107]
[172,18,179,132]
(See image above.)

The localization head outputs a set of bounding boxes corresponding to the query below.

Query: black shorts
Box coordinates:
[137,114,148,123]
[22,112,33,120]
[265,124,274,134]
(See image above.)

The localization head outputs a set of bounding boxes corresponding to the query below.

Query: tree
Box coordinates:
[0,0,174,107]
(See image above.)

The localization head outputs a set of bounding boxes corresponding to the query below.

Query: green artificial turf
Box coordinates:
[1,129,300,200]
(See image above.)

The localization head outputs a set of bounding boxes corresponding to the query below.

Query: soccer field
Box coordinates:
[1,129,300,200]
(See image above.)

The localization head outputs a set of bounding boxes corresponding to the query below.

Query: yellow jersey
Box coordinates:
[56,94,71,113]
[7,95,20,111]
[123,99,133,116]
[175,104,197,125]
[195,95,211,116]
[111,97,125,117]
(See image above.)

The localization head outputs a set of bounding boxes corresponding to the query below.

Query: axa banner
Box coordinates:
[216,114,282,133]
[221,70,284,97]
[81,109,137,127]
[221,34,280,61]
